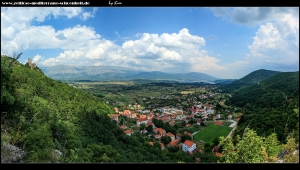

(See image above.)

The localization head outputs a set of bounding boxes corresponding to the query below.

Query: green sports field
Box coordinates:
[193,123,232,145]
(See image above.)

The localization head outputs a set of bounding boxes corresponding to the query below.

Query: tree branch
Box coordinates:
[8,52,22,69]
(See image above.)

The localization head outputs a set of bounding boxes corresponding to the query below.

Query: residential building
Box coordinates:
[176,133,182,140]
[154,128,166,136]
[112,114,119,121]
[184,131,193,139]
[140,129,148,134]
[228,114,232,120]
[166,132,175,141]
[124,129,134,136]
[136,118,148,126]
[182,140,196,153]
[167,139,180,147]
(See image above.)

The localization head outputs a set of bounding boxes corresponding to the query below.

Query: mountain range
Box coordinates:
[39,65,231,83]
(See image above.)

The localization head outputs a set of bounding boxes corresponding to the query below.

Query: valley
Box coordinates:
[1,55,299,163]
[70,80,241,147]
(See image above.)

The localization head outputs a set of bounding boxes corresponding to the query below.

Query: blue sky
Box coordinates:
[1,7,299,79]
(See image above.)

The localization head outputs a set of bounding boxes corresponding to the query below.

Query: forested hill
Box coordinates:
[227,71,299,143]
[1,55,115,162]
[1,55,219,163]
[219,69,281,93]
[227,71,299,108]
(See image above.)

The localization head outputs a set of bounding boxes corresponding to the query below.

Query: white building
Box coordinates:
[136,118,149,126]
[182,140,196,153]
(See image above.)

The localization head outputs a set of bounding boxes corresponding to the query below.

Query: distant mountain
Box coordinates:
[132,71,219,82]
[219,69,281,93]
[40,65,220,83]
[39,65,141,81]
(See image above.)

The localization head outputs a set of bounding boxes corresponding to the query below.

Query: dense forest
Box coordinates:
[223,71,299,143]
[1,55,219,163]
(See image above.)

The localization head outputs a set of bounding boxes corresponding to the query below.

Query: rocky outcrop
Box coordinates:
[1,142,27,163]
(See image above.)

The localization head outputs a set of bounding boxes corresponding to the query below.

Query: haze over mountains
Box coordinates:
[40,65,227,83]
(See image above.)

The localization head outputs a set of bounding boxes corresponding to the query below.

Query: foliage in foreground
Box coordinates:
[220,126,299,163]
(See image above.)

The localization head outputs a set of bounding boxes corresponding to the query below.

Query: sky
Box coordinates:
[1,7,299,79]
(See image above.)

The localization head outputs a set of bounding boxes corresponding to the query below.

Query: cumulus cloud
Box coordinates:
[209,7,299,71]
[209,7,299,27]
[248,22,298,65]
[1,7,98,55]
[32,54,42,63]
[81,7,97,20]
[41,57,57,66]
[1,7,227,76]
[47,28,223,73]
[189,50,227,71]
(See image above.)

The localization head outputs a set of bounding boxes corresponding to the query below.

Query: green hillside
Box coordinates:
[1,55,115,162]
[227,71,299,108]
[219,69,281,93]
[227,71,299,143]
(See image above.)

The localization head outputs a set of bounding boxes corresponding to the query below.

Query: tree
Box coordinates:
[220,128,282,163]
[281,135,299,163]
[212,137,220,146]
[1,56,18,113]
[161,136,171,145]
[8,52,22,69]
[204,143,212,153]
[180,134,192,143]
[139,123,146,131]
[146,125,153,133]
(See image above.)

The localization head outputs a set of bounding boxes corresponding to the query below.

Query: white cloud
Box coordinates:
[248,22,298,65]
[32,54,43,63]
[209,7,299,72]
[1,7,228,76]
[85,40,114,59]
[162,50,182,61]
[34,28,225,74]
[81,7,97,20]
[209,7,299,27]
[249,23,283,52]
[189,50,227,71]
[1,7,98,55]
[41,57,57,66]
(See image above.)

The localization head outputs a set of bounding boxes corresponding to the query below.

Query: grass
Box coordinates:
[180,90,195,95]
[180,126,200,134]
[193,124,232,145]
[232,112,243,118]
[221,121,234,127]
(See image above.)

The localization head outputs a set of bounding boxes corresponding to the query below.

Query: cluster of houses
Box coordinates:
[110,105,218,154]
[110,102,239,157]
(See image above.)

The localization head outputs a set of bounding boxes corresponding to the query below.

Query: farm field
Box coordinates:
[193,123,232,145]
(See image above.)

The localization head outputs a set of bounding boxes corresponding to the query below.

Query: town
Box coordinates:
[109,90,240,158]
